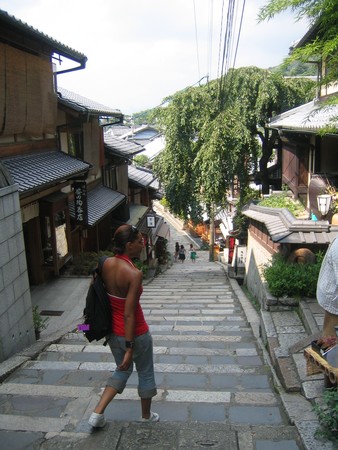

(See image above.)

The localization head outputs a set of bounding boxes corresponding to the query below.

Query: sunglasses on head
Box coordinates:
[128,225,139,241]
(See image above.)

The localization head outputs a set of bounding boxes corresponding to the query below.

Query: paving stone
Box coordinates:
[240,375,271,389]
[302,380,326,400]
[234,392,277,405]
[294,420,335,450]
[256,440,300,450]
[229,406,282,425]
[0,430,44,450]
[166,390,231,403]
[275,356,301,392]
[190,403,226,422]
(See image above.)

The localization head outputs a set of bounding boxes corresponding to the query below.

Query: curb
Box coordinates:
[222,264,334,450]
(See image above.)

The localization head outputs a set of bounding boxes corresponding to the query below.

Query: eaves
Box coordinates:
[243,204,338,244]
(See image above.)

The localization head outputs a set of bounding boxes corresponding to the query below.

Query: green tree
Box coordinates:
[258,0,338,88]
[153,86,211,222]
[133,154,150,168]
[153,67,315,222]
[221,67,315,193]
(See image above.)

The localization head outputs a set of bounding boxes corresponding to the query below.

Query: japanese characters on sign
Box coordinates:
[147,214,156,228]
[73,182,88,225]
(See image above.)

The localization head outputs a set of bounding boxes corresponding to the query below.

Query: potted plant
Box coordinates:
[32,305,49,339]
[146,258,158,279]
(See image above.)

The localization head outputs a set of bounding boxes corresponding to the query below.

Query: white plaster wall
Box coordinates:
[245,232,273,308]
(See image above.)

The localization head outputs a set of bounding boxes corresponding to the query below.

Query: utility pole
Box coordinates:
[209,205,215,262]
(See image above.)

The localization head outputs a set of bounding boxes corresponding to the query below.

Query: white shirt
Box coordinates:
[317,237,338,315]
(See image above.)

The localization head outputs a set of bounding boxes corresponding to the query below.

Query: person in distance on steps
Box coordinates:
[88,224,159,428]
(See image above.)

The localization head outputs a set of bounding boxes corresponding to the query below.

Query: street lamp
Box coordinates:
[317,194,332,217]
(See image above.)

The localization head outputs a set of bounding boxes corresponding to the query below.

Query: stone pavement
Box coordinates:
[0,206,335,449]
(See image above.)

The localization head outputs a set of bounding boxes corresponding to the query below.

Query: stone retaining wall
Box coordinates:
[0,184,35,361]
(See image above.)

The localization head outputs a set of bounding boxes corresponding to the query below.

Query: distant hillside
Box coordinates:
[270,60,317,77]
[132,109,156,126]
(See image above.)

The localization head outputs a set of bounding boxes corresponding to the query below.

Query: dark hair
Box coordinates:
[113,225,139,254]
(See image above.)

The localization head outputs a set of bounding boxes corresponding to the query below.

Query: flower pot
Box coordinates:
[146,268,156,279]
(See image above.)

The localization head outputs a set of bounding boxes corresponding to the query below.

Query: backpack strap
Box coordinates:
[97,255,109,276]
[95,255,110,347]
[93,255,109,278]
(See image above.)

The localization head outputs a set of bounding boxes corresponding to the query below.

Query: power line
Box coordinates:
[218,0,236,108]
[193,0,201,80]
[232,0,246,70]
[207,0,214,79]
[217,0,226,81]
[217,0,247,110]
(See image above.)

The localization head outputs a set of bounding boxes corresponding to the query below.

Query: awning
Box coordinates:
[243,204,338,244]
[1,150,91,195]
[104,135,143,158]
[69,184,126,227]
[128,165,156,187]
[157,222,170,239]
[127,204,149,226]
[220,223,229,239]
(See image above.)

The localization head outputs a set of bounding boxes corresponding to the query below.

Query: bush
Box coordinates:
[67,251,115,276]
[65,251,149,277]
[262,252,324,298]
[314,387,338,444]
[259,192,306,218]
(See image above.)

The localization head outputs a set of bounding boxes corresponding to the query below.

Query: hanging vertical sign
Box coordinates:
[73,182,88,225]
[147,214,156,228]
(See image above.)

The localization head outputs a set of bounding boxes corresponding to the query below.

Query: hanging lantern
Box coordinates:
[317,194,332,216]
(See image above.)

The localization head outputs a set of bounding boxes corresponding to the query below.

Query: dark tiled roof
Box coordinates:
[106,125,132,137]
[128,165,156,187]
[69,184,126,227]
[0,9,87,66]
[120,125,160,141]
[1,150,91,194]
[243,204,338,244]
[57,87,122,118]
[104,135,143,158]
[127,204,149,226]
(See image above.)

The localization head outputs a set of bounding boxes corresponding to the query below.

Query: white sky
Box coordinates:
[1,0,310,115]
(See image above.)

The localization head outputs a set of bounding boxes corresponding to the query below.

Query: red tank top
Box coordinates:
[107,254,149,337]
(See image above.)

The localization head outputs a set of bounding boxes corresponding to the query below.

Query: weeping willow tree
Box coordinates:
[259,0,338,89]
[153,67,315,226]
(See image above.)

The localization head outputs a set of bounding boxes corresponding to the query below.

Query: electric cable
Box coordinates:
[207,0,214,80]
[193,0,201,80]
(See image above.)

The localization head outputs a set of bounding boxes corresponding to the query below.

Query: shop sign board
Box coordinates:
[73,182,88,225]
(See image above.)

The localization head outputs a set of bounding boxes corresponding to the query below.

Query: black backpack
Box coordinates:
[80,255,111,345]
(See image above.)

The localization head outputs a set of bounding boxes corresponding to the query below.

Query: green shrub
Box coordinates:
[68,251,115,276]
[259,193,306,218]
[66,251,149,277]
[262,252,324,298]
[314,387,338,444]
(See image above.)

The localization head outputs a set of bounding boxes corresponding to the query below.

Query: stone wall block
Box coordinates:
[0,241,9,266]
[0,285,15,316]
[0,185,35,361]
[2,258,20,286]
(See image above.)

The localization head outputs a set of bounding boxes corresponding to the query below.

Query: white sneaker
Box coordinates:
[88,412,106,428]
[140,411,160,422]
